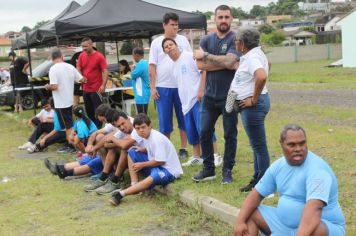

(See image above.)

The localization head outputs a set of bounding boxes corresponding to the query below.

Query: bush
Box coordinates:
[261,31,286,46]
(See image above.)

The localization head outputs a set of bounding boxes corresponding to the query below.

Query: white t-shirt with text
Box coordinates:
[173,51,201,115]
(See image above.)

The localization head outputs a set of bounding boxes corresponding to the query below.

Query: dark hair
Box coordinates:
[163,12,179,24]
[280,124,306,143]
[51,48,62,60]
[119,59,131,74]
[8,51,16,57]
[104,108,118,124]
[81,37,92,43]
[215,5,232,14]
[73,105,91,129]
[41,98,50,107]
[111,110,129,124]
[133,113,151,127]
[95,104,110,118]
[48,97,54,108]
[161,37,177,51]
[132,47,144,56]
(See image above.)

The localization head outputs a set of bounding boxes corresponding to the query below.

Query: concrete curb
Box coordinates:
[154,186,240,226]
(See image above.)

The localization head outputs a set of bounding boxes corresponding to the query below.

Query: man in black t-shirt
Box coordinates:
[8,51,29,112]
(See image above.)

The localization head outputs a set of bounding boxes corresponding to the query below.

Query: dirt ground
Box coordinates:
[269,82,356,109]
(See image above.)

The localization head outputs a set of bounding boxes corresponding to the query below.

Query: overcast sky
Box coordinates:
[0,0,275,34]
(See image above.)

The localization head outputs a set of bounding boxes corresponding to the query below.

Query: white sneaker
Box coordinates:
[182,156,203,167]
[18,142,33,150]
[27,144,38,153]
[214,153,223,167]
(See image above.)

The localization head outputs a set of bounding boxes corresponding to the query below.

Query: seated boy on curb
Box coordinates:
[18,98,55,150]
[85,110,144,195]
[110,113,183,206]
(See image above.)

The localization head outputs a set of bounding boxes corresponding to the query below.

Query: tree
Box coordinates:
[231,7,249,19]
[250,5,267,18]
[33,20,50,30]
[192,10,214,20]
[21,26,31,33]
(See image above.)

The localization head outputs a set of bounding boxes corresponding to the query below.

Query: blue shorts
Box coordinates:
[184,102,216,145]
[79,154,103,175]
[156,87,185,134]
[128,148,176,187]
[258,205,345,236]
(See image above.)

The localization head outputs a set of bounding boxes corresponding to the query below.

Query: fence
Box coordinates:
[264,44,341,64]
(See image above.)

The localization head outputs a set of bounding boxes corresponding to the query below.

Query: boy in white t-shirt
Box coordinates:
[110,113,183,206]
[162,37,222,167]
[18,98,55,150]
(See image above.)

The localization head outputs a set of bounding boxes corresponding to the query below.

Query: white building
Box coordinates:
[337,9,356,67]
[240,19,264,27]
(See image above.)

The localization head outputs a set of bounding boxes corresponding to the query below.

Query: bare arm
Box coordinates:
[194,48,238,71]
[296,200,325,236]
[98,68,109,93]
[132,159,165,173]
[197,71,206,102]
[251,68,267,104]
[149,64,159,100]
[22,63,29,74]
[234,189,264,236]
[45,84,58,91]
[111,135,136,150]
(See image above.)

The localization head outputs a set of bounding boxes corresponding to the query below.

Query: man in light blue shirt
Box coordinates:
[234,124,345,236]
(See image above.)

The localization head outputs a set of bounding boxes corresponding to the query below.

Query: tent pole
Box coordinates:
[115,40,119,62]
[25,32,36,115]
[56,35,59,47]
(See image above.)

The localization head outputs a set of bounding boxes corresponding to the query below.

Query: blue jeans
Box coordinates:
[200,96,237,171]
[240,93,270,180]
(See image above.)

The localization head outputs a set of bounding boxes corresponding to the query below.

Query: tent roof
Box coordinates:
[55,0,206,40]
[11,1,81,49]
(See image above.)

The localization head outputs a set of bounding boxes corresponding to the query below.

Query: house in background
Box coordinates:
[240,19,264,27]
[337,9,356,67]
[0,38,12,57]
[281,21,314,31]
[283,29,316,46]
[315,13,343,32]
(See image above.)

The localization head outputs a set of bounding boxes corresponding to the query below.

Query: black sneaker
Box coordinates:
[240,179,257,192]
[56,165,67,179]
[110,192,123,206]
[178,148,188,159]
[192,169,216,182]
[44,158,57,175]
[221,169,233,184]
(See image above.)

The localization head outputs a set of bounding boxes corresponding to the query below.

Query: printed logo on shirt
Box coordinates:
[181,64,187,75]
[220,43,228,54]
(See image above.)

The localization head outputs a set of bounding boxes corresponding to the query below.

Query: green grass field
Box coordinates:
[1,60,355,235]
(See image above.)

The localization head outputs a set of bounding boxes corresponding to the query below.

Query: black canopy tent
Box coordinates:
[10,1,81,114]
[55,0,207,41]
[11,1,81,50]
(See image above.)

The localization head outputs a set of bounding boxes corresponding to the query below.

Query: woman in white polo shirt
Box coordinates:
[230,26,270,192]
